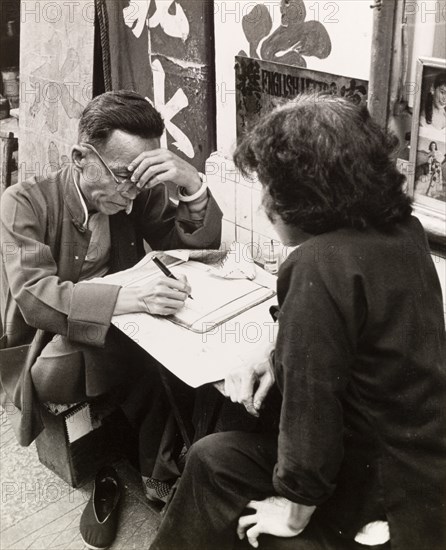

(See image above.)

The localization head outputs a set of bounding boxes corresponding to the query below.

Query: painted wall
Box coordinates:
[106,0,215,171]
[214,0,374,156]
[208,0,374,266]
[19,0,94,182]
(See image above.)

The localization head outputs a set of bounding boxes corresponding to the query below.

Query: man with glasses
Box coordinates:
[0,91,222,484]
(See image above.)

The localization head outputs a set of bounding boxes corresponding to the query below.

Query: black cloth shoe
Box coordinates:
[80,466,122,550]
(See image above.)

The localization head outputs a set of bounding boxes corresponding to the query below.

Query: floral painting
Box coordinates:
[238,0,332,68]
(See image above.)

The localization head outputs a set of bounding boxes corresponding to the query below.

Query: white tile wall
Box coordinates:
[207,173,236,223]
[221,219,236,250]
[252,188,277,239]
[235,226,252,246]
[207,153,290,267]
[236,183,252,230]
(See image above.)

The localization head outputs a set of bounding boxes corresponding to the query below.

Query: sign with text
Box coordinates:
[235,56,368,140]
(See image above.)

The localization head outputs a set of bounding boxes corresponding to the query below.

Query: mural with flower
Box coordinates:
[19,1,94,181]
[28,35,85,134]
[214,0,373,155]
[238,0,332,68]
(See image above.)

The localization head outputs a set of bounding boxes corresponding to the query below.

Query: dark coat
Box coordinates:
[272,217,446,549]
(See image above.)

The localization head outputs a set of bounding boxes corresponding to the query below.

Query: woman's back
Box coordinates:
[274,215,446,548]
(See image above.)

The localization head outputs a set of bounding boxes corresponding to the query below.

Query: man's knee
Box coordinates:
[31,351,86,404]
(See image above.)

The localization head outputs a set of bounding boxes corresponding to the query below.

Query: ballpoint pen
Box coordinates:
[152,256,194,300]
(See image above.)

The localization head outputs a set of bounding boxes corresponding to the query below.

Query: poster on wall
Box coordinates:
[408,57,446,243]
[105,0,215,171]
[235,56,368,141]
[214,0,374,154]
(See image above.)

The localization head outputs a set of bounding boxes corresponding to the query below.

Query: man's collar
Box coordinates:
[72,169,89,228]
[62,165,90,233]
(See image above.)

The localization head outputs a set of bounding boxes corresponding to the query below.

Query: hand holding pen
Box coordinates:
[113,263,191,316]
[153,256,194,300]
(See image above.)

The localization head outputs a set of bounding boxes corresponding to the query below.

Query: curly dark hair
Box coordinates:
[234,94,412,234]
[78,90,164,147]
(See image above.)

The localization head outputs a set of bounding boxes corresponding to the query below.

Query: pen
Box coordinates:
[153,256,194,300]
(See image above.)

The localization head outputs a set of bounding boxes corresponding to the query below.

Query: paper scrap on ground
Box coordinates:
[206,241,257,280]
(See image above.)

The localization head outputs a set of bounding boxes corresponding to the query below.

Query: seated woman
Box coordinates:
[150,95,446,550]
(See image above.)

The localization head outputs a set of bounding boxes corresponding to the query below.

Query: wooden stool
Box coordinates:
[35,397,138,488]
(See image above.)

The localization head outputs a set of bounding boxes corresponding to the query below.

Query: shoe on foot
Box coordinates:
[80,466,122,550]
[142,476,174,504]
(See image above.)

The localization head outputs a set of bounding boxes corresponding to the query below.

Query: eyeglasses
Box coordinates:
[81,142,141,199]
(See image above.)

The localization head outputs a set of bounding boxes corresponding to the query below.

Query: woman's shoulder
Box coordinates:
[282,218,428,278]
[284,227,380,265]
[277,218,436,314]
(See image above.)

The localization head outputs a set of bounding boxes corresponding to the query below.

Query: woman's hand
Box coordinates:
[114,274,191,316]
[237,497,316,548]
[223,342,275,417]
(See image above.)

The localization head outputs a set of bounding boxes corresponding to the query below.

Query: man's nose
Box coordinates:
[121,186,139,200]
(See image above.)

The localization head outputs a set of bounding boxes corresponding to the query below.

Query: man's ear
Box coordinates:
[71,145,89,171]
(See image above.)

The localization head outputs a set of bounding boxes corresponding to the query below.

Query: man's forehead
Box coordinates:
[104,129,159,150]
[100,130,160,166]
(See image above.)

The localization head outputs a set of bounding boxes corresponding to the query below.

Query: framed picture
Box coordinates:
[408,57,446,245]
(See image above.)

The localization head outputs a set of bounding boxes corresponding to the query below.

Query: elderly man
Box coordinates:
[0,90,222,459]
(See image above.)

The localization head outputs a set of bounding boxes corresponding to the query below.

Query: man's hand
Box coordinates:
[128,149,202,195]
[114,274,191,316]
[237,497,316,548]
[223,345,275,417]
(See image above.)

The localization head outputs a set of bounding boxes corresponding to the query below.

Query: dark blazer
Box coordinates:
[272,217,446,549]
[0,167,222,445]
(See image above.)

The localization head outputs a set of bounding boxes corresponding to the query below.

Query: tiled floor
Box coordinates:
[0,409,161,550]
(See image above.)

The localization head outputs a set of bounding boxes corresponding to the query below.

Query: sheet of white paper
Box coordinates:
[94,250,187,287]
[112,296,278,387]
[97,249,278,386]
[167,262,272,329]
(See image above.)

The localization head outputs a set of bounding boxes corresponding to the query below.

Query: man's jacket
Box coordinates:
[0,166,222,445]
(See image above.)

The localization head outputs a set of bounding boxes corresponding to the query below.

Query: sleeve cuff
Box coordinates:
[178,173,208,203]
[272,465,330,507]
[175,192,223,247]
[67,282,121,347]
